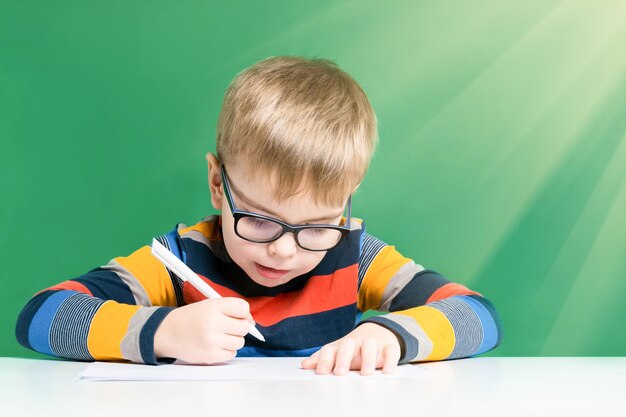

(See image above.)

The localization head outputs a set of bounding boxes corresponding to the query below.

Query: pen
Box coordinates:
[150,238,265,342]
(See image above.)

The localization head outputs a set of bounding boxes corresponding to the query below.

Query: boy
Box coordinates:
[16,56,502,375]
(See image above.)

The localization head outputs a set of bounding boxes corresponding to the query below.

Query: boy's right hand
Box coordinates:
[153,298,253,364]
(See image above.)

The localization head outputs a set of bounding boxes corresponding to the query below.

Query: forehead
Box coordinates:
[225,165,346,223]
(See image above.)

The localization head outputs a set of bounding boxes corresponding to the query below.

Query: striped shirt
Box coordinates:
[16,215,502,364]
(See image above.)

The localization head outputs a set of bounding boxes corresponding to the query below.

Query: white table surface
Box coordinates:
[1,357,624,417]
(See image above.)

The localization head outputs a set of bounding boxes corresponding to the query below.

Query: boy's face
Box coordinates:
[206,153,349,288]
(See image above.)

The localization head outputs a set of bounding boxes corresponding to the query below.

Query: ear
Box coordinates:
[206,152,223,210]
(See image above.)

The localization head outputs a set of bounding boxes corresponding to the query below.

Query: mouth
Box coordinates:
[255,263,290,280]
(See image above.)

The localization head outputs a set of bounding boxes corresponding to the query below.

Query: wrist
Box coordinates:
[357,318,407,361]
[153,308,177,360]
[358,322,401,347]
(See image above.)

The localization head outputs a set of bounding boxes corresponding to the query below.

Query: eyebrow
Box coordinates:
[229,181,344,224]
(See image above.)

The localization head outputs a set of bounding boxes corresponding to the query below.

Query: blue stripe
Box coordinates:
[156,230,186,307]
[358,233,387,287]
[237,346,321,357]
[355,310,363,324]
[469,294,503,347]
[460,295,498,355]
[243,304,358,351]
[16,290,58,350]
[28,290,78,356]
[358,223,366,255]
[139,307,176,365]
[165,226,186,263]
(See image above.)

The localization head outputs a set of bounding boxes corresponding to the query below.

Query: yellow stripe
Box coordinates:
[358,245,411,311]
[179,220,216,238]
[396,306,455,361]
[87,301,140,360]
[114,245,177,307]
[340,216,362,228]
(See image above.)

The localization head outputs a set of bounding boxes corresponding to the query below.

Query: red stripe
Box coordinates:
[426,282,480,304]
[41,280,93,296]
[183,264,358,327]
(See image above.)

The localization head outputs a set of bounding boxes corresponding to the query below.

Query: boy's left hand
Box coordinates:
[301,323,401,376]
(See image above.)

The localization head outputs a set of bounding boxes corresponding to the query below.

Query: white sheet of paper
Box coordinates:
[78,357,429,381]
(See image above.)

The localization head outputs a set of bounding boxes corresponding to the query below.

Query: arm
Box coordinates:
[15,232,181,364]
[302,231,502,374]
[356,232,503,364]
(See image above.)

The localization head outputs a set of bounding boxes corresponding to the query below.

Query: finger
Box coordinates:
[222,316,252,337]
[381,343,401,374]
[196,347,237,365]
[301,351,320,369]
[210,348,237,364]
[333,338,356,376]
[315,345,338,375]
[220,334,246,351]
[359,338,378,376]
[217,297,251,319]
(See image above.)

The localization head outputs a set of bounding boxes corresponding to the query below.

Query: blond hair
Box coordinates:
[216,56,378,207]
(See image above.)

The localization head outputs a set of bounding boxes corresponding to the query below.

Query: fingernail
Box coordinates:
[362,367,375,376]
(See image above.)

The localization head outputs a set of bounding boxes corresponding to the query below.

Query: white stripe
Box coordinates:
[383,313,434,362]
[101,259,152,306]
[49,293,102,360]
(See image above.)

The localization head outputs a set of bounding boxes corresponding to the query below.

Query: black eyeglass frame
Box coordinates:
[220,165,352,252]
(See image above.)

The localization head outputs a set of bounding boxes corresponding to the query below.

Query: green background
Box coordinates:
[1,0,625,359]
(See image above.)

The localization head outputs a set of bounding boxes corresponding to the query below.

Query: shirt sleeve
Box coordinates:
[357,232,503,364]
[15,230,184,365]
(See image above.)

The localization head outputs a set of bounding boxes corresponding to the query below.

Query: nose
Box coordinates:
[267,232,298,258]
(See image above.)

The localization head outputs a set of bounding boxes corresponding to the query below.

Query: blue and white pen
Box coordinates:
[150,238,265,342]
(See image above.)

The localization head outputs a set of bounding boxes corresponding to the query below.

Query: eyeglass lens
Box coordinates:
[236,216,342,250]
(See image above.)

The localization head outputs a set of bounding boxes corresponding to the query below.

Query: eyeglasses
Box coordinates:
[220,165,352,251]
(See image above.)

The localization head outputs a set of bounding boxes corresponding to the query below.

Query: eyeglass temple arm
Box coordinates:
[220,166,236,212]
[346,195,352,227]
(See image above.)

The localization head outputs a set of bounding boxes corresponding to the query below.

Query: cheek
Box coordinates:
[221,215,243,255]
[220,221,265,267]
[296,252,327,272]
[222,224,255,260]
